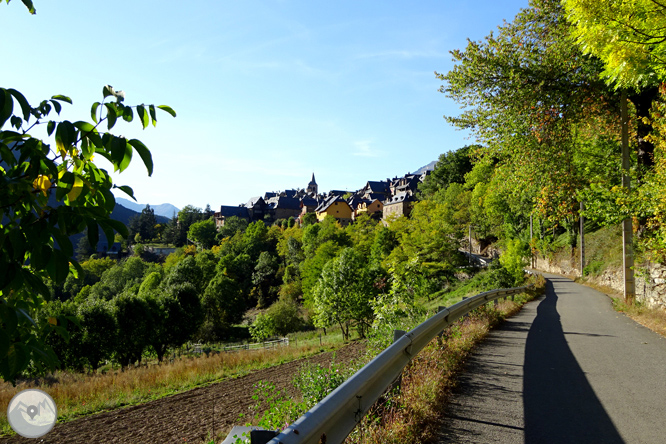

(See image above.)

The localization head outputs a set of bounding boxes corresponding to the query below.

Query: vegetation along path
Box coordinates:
[0,342,364,444]
[437,273,666,444]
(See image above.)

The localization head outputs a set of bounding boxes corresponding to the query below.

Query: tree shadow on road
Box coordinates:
[523,278,625,443]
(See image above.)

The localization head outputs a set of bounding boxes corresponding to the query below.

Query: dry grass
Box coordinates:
[345,275,545,444]
[0,339,344,436]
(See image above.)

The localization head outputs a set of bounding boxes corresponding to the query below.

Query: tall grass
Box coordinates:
[0,332,345,437]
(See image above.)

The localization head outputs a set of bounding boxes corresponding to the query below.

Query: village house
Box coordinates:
[315,195,353,225]
[354,198,384,220]
[382,192,415,220]
[214,205,250,228]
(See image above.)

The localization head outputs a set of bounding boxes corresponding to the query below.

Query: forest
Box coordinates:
[4,0,666,382]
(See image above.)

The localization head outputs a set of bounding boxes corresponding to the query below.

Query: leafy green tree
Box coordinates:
[249,298,303,341]
[300,240,342,308]
[563,0,661,172]
[112,292,153,367]
[162,255,204,293]
[439,0,618,225]
[302,212,317,227]
[188,218,217,249]
[128,205,158,244]
[563,0,666,90]
[77,298,117,370]
[252,251,281,308]
[217,216,249,240]
[200,272,246,340]
[313,248,378,340]
[418,146,475,199]
[0,1,176,382]
[146,283,202,361]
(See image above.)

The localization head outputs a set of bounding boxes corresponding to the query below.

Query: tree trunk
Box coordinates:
[629,86,659,176]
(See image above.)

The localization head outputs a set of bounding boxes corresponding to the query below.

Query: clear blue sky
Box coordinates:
[1,0,528,210]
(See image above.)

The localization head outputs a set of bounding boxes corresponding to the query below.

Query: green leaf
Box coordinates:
[7,88,31,121]
[86,220,99,249]
[116,185,135,200]
[137,105,149,129]
[91,102,100,124]
[128,139,153,176]
[101,218,129,238]
[51,94,72,104]
[46,120,56,136]
[102,85,114,98]
[49,99,62,115]
[119,140,133,172]
[10,116,21,129]
[19,0,35,14]
[73,121,103,147]
[55,120,76,153]
[110,136,126,170]
[157,105,177,117]
[149,104,157,127]
[104,103,117,130]
[0,89,13,128]
[123,106,134,122]
[6,344,28,378]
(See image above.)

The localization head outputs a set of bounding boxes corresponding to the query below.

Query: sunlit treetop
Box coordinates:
[563,0,666,90]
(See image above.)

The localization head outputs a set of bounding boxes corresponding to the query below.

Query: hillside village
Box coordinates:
[214,170,431,228]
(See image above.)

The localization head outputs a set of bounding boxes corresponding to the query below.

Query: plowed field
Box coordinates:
[1,342,365,444]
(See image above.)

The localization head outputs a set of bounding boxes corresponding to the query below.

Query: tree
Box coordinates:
[128,205,158,244]
[0,74,175,381]
[563,0,666,90]
[217,215,249,239]
[112,292,153,367]
[418,145,476,199]
[312,248,378,340]
[563,0,663,171]
[439,0,619,225]
[188,218,217,249]
[201,272,246,340]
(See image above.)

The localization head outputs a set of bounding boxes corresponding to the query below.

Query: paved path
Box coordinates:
[438,273,666,444]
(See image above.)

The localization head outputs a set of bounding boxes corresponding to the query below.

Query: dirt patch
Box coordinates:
[0,341,366,444]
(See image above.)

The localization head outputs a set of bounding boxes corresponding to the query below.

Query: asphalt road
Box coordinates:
[438,273,666,444]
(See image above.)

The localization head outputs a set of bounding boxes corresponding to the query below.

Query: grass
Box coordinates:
[345,274,546,444]
[610,295,666,337]
[0,329,347,437]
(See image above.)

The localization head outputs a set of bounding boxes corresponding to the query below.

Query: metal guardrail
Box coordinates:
[259,284,534,444]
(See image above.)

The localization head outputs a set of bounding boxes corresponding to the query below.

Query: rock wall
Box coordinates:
[535,254,666,311]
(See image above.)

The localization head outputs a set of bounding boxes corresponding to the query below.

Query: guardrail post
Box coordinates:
[390,330,407,394]
[462,297,469,319]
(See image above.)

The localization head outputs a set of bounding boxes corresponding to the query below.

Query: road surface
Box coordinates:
[438,273,666,444]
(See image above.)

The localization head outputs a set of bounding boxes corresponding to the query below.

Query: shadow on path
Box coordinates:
[523,278,624,443]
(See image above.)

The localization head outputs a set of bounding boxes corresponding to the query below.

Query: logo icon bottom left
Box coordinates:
[7,389,57,438]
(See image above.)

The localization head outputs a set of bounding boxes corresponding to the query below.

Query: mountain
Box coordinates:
[116,198,180,219]
[412,160,437,175]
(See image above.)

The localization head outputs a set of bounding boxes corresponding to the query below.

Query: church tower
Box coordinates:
[307,173,318,195]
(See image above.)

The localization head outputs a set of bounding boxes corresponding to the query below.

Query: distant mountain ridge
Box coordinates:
[412,160,437,176]
[116,198,180,219]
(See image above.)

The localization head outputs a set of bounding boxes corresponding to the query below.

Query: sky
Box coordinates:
[1,0,529,211]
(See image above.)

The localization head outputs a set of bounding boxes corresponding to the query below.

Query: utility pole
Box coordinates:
[622,90,636,302]
[469,224,472,265]
[580,201,585,277]
[530,214,534,268]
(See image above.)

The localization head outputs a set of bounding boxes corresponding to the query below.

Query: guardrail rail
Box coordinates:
[224,283,534,444]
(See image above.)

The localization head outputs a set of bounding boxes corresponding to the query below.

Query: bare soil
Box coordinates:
[0,341,366,444]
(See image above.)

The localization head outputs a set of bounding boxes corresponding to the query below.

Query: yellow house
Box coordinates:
[355,198,383,220]
[315,195,353,225]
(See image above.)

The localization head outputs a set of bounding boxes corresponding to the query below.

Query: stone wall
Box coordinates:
[535,254,666,311]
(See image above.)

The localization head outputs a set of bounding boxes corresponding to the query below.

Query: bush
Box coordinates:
[293,359,356,408]
[499,238,530,286]
[249,298,304,341]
